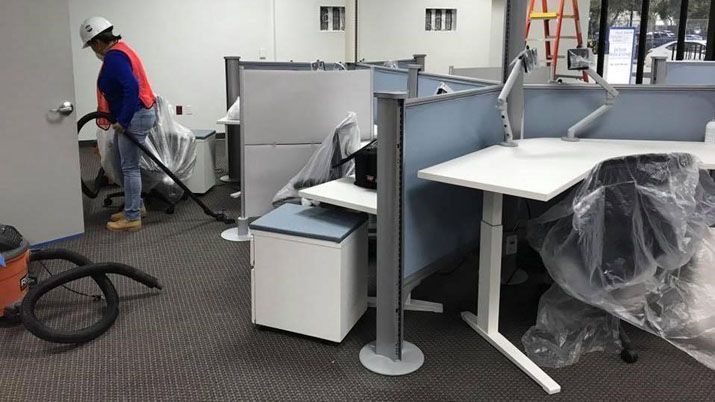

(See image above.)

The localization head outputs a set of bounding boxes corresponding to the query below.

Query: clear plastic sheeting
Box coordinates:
[434,82,455,95]
[224,97,240,120]
[527,153,715,369]
[272,112,361,206]
[522,284,622,368]
[383,60,399,69]
[97,95,197,202]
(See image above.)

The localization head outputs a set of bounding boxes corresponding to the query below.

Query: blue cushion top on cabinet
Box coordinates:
[249,203,367,243]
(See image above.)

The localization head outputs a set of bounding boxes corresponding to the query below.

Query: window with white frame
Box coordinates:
[425,8,457,31]
[320,6,345,31]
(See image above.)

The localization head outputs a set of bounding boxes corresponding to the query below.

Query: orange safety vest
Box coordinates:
[96,40,156,130]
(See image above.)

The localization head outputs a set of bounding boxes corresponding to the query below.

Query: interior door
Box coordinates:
[0,0,84,245]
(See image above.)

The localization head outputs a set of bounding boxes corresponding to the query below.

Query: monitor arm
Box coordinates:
[497,55,525,147]
[563,68,619,141]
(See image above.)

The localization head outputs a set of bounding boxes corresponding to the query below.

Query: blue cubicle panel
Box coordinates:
[665,62,715,85]
[417,75,486,97]
[402,87,504,282]
[373,68,409,92]
[525,86,715,141]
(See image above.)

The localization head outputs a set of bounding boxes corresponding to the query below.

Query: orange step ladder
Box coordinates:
[525,0,588,82]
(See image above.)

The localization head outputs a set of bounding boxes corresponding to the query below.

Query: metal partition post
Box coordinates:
[360,91,424,376]
[651,56,668,84]
[413,54,426,70]
[221,65,251,242]
[636,0,651,84]
[596,0,609,76]
[224,57,242,183]
[676,0,690,60]
[407,64,421,98]
[707,3,715,60]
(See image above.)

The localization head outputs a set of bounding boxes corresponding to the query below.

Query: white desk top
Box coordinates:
[418,138,715,202]
[216,117,241,125]
[299,177,377,214]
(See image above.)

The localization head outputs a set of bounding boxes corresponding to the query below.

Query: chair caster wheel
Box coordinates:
[620,349,638,364]
[103,198,113,206]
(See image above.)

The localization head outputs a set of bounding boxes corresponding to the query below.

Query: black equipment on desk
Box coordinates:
[333,139,377,189]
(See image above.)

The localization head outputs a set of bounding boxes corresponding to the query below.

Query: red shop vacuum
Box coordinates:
[0,224,162,343]
[0,225,31,319]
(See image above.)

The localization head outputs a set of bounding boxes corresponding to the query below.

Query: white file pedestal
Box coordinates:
[186,129,217,194]
[250,204,368,342]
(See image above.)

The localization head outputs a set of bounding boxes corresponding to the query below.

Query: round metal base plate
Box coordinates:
[219,175,240,183]
[359,341,424,376]
[221,227,252,242]
[561,136,580,142]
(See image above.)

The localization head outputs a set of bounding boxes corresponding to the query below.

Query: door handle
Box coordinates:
[50,101,74,116]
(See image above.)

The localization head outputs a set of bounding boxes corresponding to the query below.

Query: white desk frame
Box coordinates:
[419,137,715,395]
[466,190,560,394]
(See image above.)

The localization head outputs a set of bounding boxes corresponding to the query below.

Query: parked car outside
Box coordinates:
[645,40,707,68]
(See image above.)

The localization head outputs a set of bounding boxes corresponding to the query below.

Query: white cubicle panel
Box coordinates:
[240,69,373,145]
[243,144,320,218]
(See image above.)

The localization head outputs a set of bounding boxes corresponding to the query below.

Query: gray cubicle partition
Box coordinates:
[402,86,504,286]
[362,64,494,97]
[240,69,373,217]
[524,85,715,141]
[664,61,715,85]
[449,66,551,84]
[224,58,315,182]
[417,73,494,97]
[368,65,410,92]
[361,54,426,70]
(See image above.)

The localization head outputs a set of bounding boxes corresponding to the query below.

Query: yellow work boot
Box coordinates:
[110,206,147,222]
[106,218,142,232]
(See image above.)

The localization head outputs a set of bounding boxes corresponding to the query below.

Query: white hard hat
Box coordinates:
[79,16,113,48]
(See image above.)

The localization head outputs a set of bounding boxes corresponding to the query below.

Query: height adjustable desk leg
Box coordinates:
[461,191,561,395]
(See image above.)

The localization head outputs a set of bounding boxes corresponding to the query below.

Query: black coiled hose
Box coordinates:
[77,111,235,224]
[22,249,162,344]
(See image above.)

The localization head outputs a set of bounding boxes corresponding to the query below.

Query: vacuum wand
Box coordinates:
[124,131,235,224]
[77,112,235,225]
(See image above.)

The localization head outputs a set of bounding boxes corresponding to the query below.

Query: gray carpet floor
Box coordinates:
[1,141,714,401]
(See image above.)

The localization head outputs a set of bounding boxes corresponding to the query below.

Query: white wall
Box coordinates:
[70,0,520,140]
[488,0,506,67]
[70,0,275,139]
[357,0,492,73]
[275,0,346,62]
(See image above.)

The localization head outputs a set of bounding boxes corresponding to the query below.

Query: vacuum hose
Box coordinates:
[77,111,236,224]
[22,249,162,344]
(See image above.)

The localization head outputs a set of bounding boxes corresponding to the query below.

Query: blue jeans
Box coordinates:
[116,106,156,221]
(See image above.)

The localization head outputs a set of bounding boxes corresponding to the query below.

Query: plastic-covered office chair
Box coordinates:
[524,153,715,369]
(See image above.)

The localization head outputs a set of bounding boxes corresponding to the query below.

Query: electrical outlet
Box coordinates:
[175,105,183,115]
[184,105,193,115]
[504,233,518,256]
